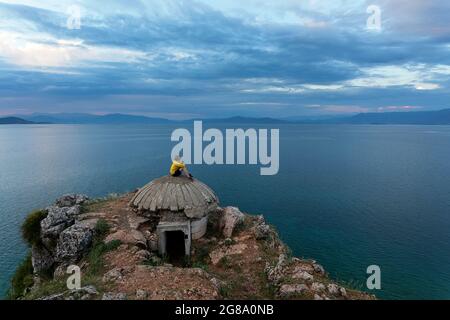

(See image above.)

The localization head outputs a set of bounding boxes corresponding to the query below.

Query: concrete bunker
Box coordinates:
[130,175,219,260]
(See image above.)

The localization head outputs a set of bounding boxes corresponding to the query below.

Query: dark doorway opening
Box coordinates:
[165,231,186,264]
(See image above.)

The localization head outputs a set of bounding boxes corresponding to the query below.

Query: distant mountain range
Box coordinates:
[3,109,450,125]
[196,116,287,124]
[10,113,288,124]
[16,113,171,124]
[0,117,36,125]
[337,108,450,125]
[293,108,450,125]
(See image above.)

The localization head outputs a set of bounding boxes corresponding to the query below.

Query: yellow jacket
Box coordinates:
[170,160,185,175]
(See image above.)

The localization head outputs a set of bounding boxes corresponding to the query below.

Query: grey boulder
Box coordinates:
[102,292,127,300]
[55,222,94,264]
[31,245,54,274]
[219,207,245,238]
[55,194,89,207]
[279,284,308,298]
[254,223,271,240]
[40,205,81,238]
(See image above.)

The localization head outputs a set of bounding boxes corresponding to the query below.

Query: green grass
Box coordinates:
[87,218,115,275]
[21,209,47,246]
[85,240,121,276]
[23,273,108,300]
[7,254,34,300]
[23,279,67,300]
[191,261,209,271]
[82,218,120,276]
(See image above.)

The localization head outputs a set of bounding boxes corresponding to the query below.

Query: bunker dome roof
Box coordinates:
[130,175,219,219]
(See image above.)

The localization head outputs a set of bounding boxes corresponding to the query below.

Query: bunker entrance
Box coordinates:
[165,230,186,264]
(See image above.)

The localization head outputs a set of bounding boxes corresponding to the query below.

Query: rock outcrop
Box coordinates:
[38,285,99,301]
[30,194,96,274]
[40,205,81,239]
[55,194,89,207]
[279,284,308,298]
[218,206,245,238]
[16,192,375,301]
[31,245,54,274]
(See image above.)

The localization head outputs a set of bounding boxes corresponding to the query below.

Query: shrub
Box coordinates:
[219,283,235,299]
[217,256,232,269]
[21,210,47,246]
[8,254,34,300]
[104,239,121,251]
[191,261,209,271]
[143,255,166,267]
[94,219,110,237]
[194,245,211,264]
[224,238,235,246]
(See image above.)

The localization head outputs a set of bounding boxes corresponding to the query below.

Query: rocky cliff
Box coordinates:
[9,193,375,300]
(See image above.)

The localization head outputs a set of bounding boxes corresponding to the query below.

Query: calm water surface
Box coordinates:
[1,124,449,299]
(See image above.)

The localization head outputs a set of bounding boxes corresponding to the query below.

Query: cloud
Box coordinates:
[378,0,450,38]
[347,65,444,91]
[0,30,149,68]
[0,0,449,118]
[414,83,440,91]
[377,105,422,112]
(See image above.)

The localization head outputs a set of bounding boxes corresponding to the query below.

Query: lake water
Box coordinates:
[1,124,449,299]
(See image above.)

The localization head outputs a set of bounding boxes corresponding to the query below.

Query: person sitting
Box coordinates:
[170,155,193,178]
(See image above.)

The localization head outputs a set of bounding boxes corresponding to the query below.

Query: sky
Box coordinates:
[0,0,449,119]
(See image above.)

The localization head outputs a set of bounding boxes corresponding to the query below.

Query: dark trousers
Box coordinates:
[172,169,182,177]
